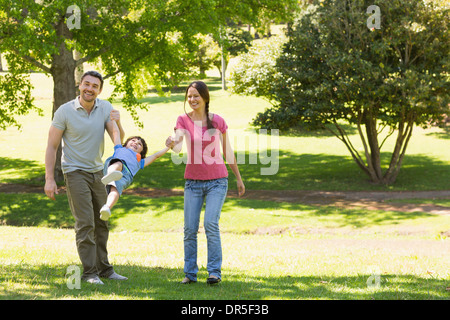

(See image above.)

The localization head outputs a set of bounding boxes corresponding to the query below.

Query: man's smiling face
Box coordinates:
[79,75,102,104]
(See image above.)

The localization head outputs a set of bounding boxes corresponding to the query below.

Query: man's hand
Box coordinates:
[44,179,59,200]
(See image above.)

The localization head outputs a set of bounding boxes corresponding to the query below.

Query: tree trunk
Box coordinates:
[334,110,414,186]
[50,20,77,182]
[382,117,414,184]
[221,45,227,91]
[364,109,383,182]
[74,49,84,95]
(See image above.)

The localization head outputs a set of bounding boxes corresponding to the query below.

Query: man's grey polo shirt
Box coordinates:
[52,97,113,174]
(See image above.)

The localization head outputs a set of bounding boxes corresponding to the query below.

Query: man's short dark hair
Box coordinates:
[80,71,104,89]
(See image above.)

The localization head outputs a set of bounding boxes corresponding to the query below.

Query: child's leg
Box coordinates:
[100,186,120,221]
[107,161,123,174]
[102,160,123,185]
[106,186,120,209]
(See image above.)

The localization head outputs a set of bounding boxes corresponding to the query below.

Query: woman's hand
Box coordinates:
[236,179,245,197]
[165,136,175,149]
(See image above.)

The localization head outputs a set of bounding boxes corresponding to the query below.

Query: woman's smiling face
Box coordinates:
[187,87,206,111]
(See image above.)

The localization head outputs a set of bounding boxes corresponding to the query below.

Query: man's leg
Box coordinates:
[91,170,114,278]
[64,170,100,280]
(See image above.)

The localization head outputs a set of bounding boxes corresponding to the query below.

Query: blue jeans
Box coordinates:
[183,177,228,281]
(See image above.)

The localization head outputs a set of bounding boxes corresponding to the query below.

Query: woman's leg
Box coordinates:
[204,178,228,280]
[183,180,204,282]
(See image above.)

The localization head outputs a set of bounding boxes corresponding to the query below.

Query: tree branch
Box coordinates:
[331,119,370,175]
[11,48,51,73]
[75,26,146,67]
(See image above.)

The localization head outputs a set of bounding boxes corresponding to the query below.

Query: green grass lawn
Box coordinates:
[1,224,449,300]
[0,193,449,300]
[0,73,449,301]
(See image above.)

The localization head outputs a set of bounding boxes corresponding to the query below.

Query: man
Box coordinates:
[44,71,127,284]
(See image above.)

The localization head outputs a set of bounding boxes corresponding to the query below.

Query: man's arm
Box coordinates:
[44,126,64,200]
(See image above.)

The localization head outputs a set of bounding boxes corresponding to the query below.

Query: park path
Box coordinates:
[1,183,448,215]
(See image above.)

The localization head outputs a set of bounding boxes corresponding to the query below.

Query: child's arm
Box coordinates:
[110,109,125,143]
[106,119,122,147]
[143,147,170,167]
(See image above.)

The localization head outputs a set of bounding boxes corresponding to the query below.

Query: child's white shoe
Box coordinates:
[100,205,111,221]
[101,170,123,185]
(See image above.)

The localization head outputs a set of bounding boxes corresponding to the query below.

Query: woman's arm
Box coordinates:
[221,130,245,197]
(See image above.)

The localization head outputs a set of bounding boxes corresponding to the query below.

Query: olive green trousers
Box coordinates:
[64,170,114,279]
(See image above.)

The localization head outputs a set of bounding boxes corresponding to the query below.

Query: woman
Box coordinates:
[166,81,245,284]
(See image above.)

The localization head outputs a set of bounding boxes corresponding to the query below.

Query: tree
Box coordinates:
[213,25,253,87]
[192,27,253,81]
[0,0,297,181]
[229,33,287,101]
[193,34,221,79]
[239,0,449,185]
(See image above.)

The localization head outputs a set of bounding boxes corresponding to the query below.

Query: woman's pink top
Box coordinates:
[175,113,229,180]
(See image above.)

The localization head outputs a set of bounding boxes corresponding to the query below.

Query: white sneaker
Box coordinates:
[100,205,111,221]
[85,276,104,285]
[101,170,123,185]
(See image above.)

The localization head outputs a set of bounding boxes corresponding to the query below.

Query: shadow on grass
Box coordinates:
[133,151,450,191]
[0,193,74,228]
[0,150,447,229]
[0,157,45,185]
[222,198,436,230]
[0,193,438,231]
[426,126,450,140]
[1,150,448,192]
[0,263,448,300]
[278,122,358,138]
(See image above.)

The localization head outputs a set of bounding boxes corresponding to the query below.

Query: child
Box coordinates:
[100,135,172,221]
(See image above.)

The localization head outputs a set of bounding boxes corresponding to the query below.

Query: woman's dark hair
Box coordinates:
[80,70,104,89]
[123,136,148,158]
[184,81,215,130]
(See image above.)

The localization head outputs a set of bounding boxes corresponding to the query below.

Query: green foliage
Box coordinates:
[229,34,287,102]
[225,27,254,57]
[252,0,449,130]
[0,0,299,129]
[0,54,40,130]
[193,34,221,79]
[232,0,449,184]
